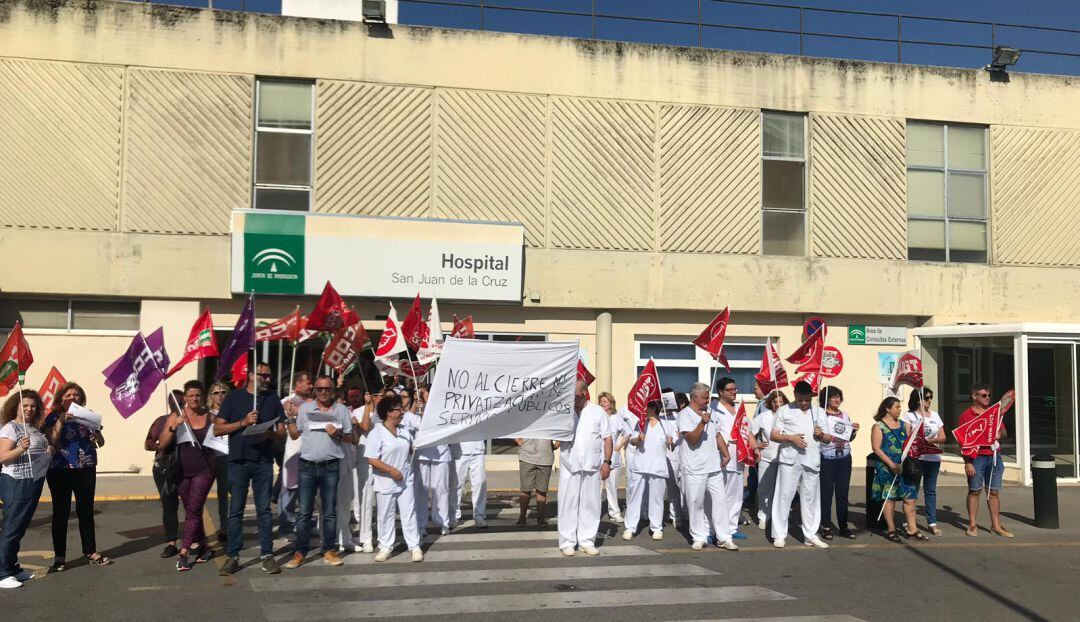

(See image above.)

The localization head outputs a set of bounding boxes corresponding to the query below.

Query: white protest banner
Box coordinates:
[204,424,230,455]
[415,338,577,448]
[826,415,854,442]
[67,403,103,431]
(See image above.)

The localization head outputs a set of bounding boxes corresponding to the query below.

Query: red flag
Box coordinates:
[375,303,407,359]
[797,372,822,394]
[889,351,924,392]
[577,360,596,385]
[166,309,219,378]
[228,353,248,389]
[951,392,1013,459]
[256,308,306,343]
[733,401,756,465]
[627,360,662,429]
[401,294,425,351]
[0,322,34,397]
[38,366,67,413]
[398,359,433,379]
[692,308,731,371]
[900,416,924,460]
[306,282,359,332]
[786,323,825,375]
[451,315,475,339]
[323,317,372,373]
[754,338,788,394]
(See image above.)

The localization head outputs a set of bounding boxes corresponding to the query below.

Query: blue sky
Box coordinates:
[398,0,1080,75]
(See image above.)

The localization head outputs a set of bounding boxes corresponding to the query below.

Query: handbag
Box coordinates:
[888,425,922,485]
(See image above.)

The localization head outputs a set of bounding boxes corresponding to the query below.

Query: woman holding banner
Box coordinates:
[155,380,218,570]
[818,386,858,540]
[0,390,51,588]
[870,397,926,543]
[903,387,945,536]
[44,382,111,572]
[365,396,423,562]
[622,401,671,541]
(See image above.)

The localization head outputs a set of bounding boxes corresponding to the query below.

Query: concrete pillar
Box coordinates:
[596,310,613,394]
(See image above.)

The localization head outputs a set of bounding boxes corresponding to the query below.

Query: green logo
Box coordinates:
[848,325,867,345]
[244,213,305,295]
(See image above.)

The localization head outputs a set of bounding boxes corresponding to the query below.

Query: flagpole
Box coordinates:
[138,334,199,450]
[250,293,257,413]
[17,373,32,472]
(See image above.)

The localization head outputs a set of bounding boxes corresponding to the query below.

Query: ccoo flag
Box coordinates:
[306,282,359,332]
[38,366,67,413]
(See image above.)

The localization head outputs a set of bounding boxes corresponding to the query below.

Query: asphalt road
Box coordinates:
[5,486,1078,621]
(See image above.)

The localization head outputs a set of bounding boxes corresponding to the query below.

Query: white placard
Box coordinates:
[826,415,854,442]
[661,391,678,411]
[415,338,577,448]
[66,403,103,431]
[204,424,230,455]
[241,419,278,436]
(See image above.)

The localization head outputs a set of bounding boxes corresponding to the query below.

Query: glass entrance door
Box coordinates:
[1027,343,1078,478]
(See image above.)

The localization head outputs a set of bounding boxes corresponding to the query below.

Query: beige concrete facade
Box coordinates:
[2,0,1079,480]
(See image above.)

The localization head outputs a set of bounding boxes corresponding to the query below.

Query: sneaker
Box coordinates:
[284,552,305,569]
[732,531,747,540]
[261,555,282,574]
[440,528,451,536]
[806,535,830,549]
[361,540,374,554]
[475,519,488,529]
[339,540,364,553]
[757,517,767,530]
[610,514,624,524]
[196,547,215,564]
[176,555,193,572]
[0,577,22,589]
[14,570,34,582]
[560,547,576,557]
[690,541,704,551]
[773,538,786,549]
[622,529,633,541]
[411,549,424,562]
[218,557,240,576]
[580,544,600,556]
[651,530,663,541]
[374,549,391,562]
[323,551,344,566]
[160,544,179,558]
[717,539,739,551]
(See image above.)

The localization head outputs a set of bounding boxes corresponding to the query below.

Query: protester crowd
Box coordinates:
[0,358,1016,587]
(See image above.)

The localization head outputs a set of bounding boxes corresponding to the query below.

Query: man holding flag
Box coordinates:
[557,381,613,557]
[678,382,735,551]
[714,377,756,543]
[958,384,1013,538]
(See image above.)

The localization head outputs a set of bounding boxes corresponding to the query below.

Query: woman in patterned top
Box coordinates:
[44,382,111,572]
[0,390,52,588]
[870,396,926,543]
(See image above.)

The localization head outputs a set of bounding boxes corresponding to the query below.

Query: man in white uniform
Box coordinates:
[714,377,756,542]
[279,372,313,538]
[770,380,832,549]
[678,383,736,551]
[451,439,488,528]
[660,394,685,527]
[603,407,632,523]
[337,387,369,552]
[557,381,613,556]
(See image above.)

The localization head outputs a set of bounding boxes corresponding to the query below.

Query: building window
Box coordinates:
[0,299,140,332]
[636,339,765,402]
[761,111,807,257]
[254,79,314,211]
[906,122,988,263]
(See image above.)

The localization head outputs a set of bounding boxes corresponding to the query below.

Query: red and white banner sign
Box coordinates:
[820,346,844,379]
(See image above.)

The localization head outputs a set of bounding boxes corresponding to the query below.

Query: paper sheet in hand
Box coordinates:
[66,403,103,431]
[826,415,853,441]
[415,338,577,448]
[308,422,331,432]
[176,422,198,446]
[241,419,278,436]
[661,392,678,411]
[204,424,230,455]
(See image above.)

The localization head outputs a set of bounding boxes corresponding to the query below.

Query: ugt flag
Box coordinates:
[626,359,662,430]
[103,332,167,419]
[692,308,731,371]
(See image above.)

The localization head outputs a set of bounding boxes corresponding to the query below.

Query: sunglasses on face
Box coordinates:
[976,393,990,398]
[211,391,227,396]
[315,386,334,392]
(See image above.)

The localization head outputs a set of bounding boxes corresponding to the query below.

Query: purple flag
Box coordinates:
[103,332,167,419]
[215,296,255,381]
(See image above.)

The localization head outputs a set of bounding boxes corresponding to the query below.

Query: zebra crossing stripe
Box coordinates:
[670,617,867,622]
[250,563,715,591]
[342,544,659,564]
[263,586,794,620]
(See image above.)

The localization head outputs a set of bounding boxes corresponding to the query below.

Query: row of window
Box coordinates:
[0,299,141,332]
[761,112,988,263]
[255,80,987,263]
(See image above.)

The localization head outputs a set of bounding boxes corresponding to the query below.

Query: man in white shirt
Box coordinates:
[770,380,832,549]
[278,372,313,538]
[450,439,488,528]
[678,383,736,551]
[714,377,756,542]
[660,392,685,528]
[557,381,613,556]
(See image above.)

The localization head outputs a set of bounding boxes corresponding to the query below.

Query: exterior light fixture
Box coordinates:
[987,46,1022,72]
[362,0,387,23]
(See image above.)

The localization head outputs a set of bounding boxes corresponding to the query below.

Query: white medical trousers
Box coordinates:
[683,470,729,544]
[771,462,821,541]
[452,453,487,523]
[756,459,778,525]
[415,460,450,533]
[375,485,420,552]
[722,469,744,535]
[557,468,602,550]
[624,472,666,534]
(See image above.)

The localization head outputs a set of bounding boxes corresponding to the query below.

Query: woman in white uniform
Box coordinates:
[364,396,423,562]
[662,393,687,527]
[598,393,629,524]
[751,390,787,530]
[623,401,671,540]
[410,387,452,537]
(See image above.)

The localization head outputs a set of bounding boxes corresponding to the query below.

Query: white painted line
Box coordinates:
[672,617,866,622]
[342,545,659,564]
[251,563,715,591]
[264,586,793,620]
[432,530,559,542]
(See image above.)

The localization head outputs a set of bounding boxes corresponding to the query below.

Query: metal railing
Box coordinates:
[398,0,1080,74]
